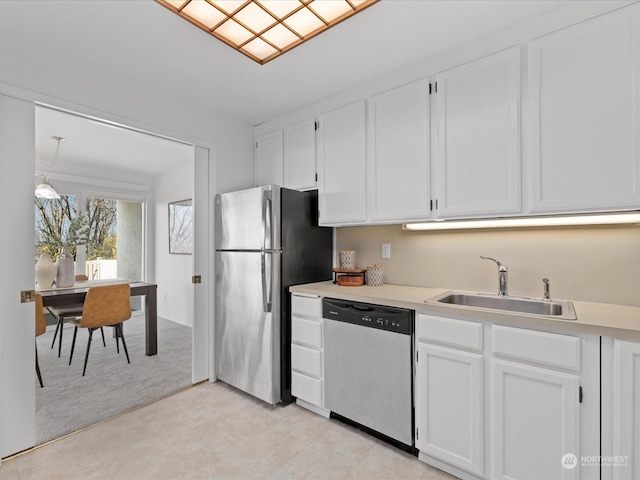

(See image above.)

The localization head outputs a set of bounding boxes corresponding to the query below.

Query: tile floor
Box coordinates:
[1,382,458,480]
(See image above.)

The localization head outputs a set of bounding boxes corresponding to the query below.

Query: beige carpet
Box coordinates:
[35,314,192,444]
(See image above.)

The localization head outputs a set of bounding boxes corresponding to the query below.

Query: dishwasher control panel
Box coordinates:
[322,298,413,335]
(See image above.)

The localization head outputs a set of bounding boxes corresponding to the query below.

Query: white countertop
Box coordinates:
[290,281,640,341]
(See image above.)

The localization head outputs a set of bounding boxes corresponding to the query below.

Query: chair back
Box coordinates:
[75,274,89,281]
[80,284,132,328]
[35,294,46,337]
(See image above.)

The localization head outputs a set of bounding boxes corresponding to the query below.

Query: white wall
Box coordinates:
[155,163,194,326]
[337,224,640,308]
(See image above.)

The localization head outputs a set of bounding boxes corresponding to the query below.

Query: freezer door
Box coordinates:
[215,185,281,251]
[215,250,281,404]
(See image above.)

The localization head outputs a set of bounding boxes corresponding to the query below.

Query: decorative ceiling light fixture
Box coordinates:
[34,173,61,199]
[35,136,65,198]
[156,0,380,64]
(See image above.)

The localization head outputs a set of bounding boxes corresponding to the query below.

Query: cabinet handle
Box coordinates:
[579,386,583,403]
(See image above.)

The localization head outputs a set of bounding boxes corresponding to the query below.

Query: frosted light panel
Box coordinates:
[258,1,301,19]
[156,0,379,64]
[242,38,278,60]
[182,1,226,28]
[262,24,300,49]
[167,0,187,8]
[212,1,246,14]
[284,8,325,36]
[235,2,276,32]
[309,1,353,22]
[215,19,253,45]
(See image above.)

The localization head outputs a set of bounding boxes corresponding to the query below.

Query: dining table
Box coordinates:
[38,279,158,356]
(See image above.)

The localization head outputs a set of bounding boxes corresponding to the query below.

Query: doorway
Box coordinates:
[32,105,205,445]
[0,95,213,458]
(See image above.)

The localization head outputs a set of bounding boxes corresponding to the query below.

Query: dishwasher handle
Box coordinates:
[350,304,375,312]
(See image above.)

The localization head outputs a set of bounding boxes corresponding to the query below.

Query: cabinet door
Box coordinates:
[612,339,640,480]
[368,79,431,222]
[492,359,580,480]
[284,118,316,191]
[255,129,283,187]
[528,9,640,213]
[416,342,483,475]
[317,100,367,225]
[435,47,521,218]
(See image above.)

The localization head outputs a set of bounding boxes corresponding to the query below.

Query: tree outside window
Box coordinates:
[35,196,117,262]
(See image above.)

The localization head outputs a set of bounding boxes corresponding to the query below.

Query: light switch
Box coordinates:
[381,243,391,259]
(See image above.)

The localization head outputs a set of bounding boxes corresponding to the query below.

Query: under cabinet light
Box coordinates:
[403,213,640,231]
[156,0,379,64]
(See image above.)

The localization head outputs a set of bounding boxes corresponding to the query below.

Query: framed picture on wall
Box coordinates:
[168,199,193,254]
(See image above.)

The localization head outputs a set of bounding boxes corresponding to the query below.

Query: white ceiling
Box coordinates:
[0,0,626,175]
[35,106,194,178]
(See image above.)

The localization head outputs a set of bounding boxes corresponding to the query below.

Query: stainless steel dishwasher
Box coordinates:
[322,298,415,450]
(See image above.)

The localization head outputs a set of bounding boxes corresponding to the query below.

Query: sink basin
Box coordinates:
[426,292,577,320]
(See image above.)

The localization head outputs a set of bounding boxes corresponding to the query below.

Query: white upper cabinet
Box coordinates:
[317,100,367,225]
[528,9,640,213]
[284,118,317,191]
[255,4,640,225]
[435,46,521,218]
[255,129,283,187]
[368,79,432,222]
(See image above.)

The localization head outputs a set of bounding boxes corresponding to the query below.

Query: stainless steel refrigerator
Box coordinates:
[215,185,333,405]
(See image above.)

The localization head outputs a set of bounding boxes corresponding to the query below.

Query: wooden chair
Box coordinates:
[69,283,132,376]
[35,294,47,388]
[49,274,105,358]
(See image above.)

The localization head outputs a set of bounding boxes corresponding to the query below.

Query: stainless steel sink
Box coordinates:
[426,292,577,320]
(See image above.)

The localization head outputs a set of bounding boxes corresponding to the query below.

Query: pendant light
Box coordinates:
[34,173,61,199]
[35,136,65,199]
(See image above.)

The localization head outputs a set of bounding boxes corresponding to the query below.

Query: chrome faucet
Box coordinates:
[480,256,508,296]
[542,278,551,301]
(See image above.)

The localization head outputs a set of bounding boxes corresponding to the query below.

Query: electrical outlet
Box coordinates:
[381,243,391,259]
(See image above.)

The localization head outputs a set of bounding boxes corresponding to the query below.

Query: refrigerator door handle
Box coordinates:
[261,252,272,312]
[262,188,273,251]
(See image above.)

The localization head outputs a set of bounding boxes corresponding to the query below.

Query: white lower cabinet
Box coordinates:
[290,293,328,415]
[491,359,580,480]
[491,325,580,480]
[416,313,599,480]
[602,337,640,480]
[416,314,484,476]
[416,342,484,475]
